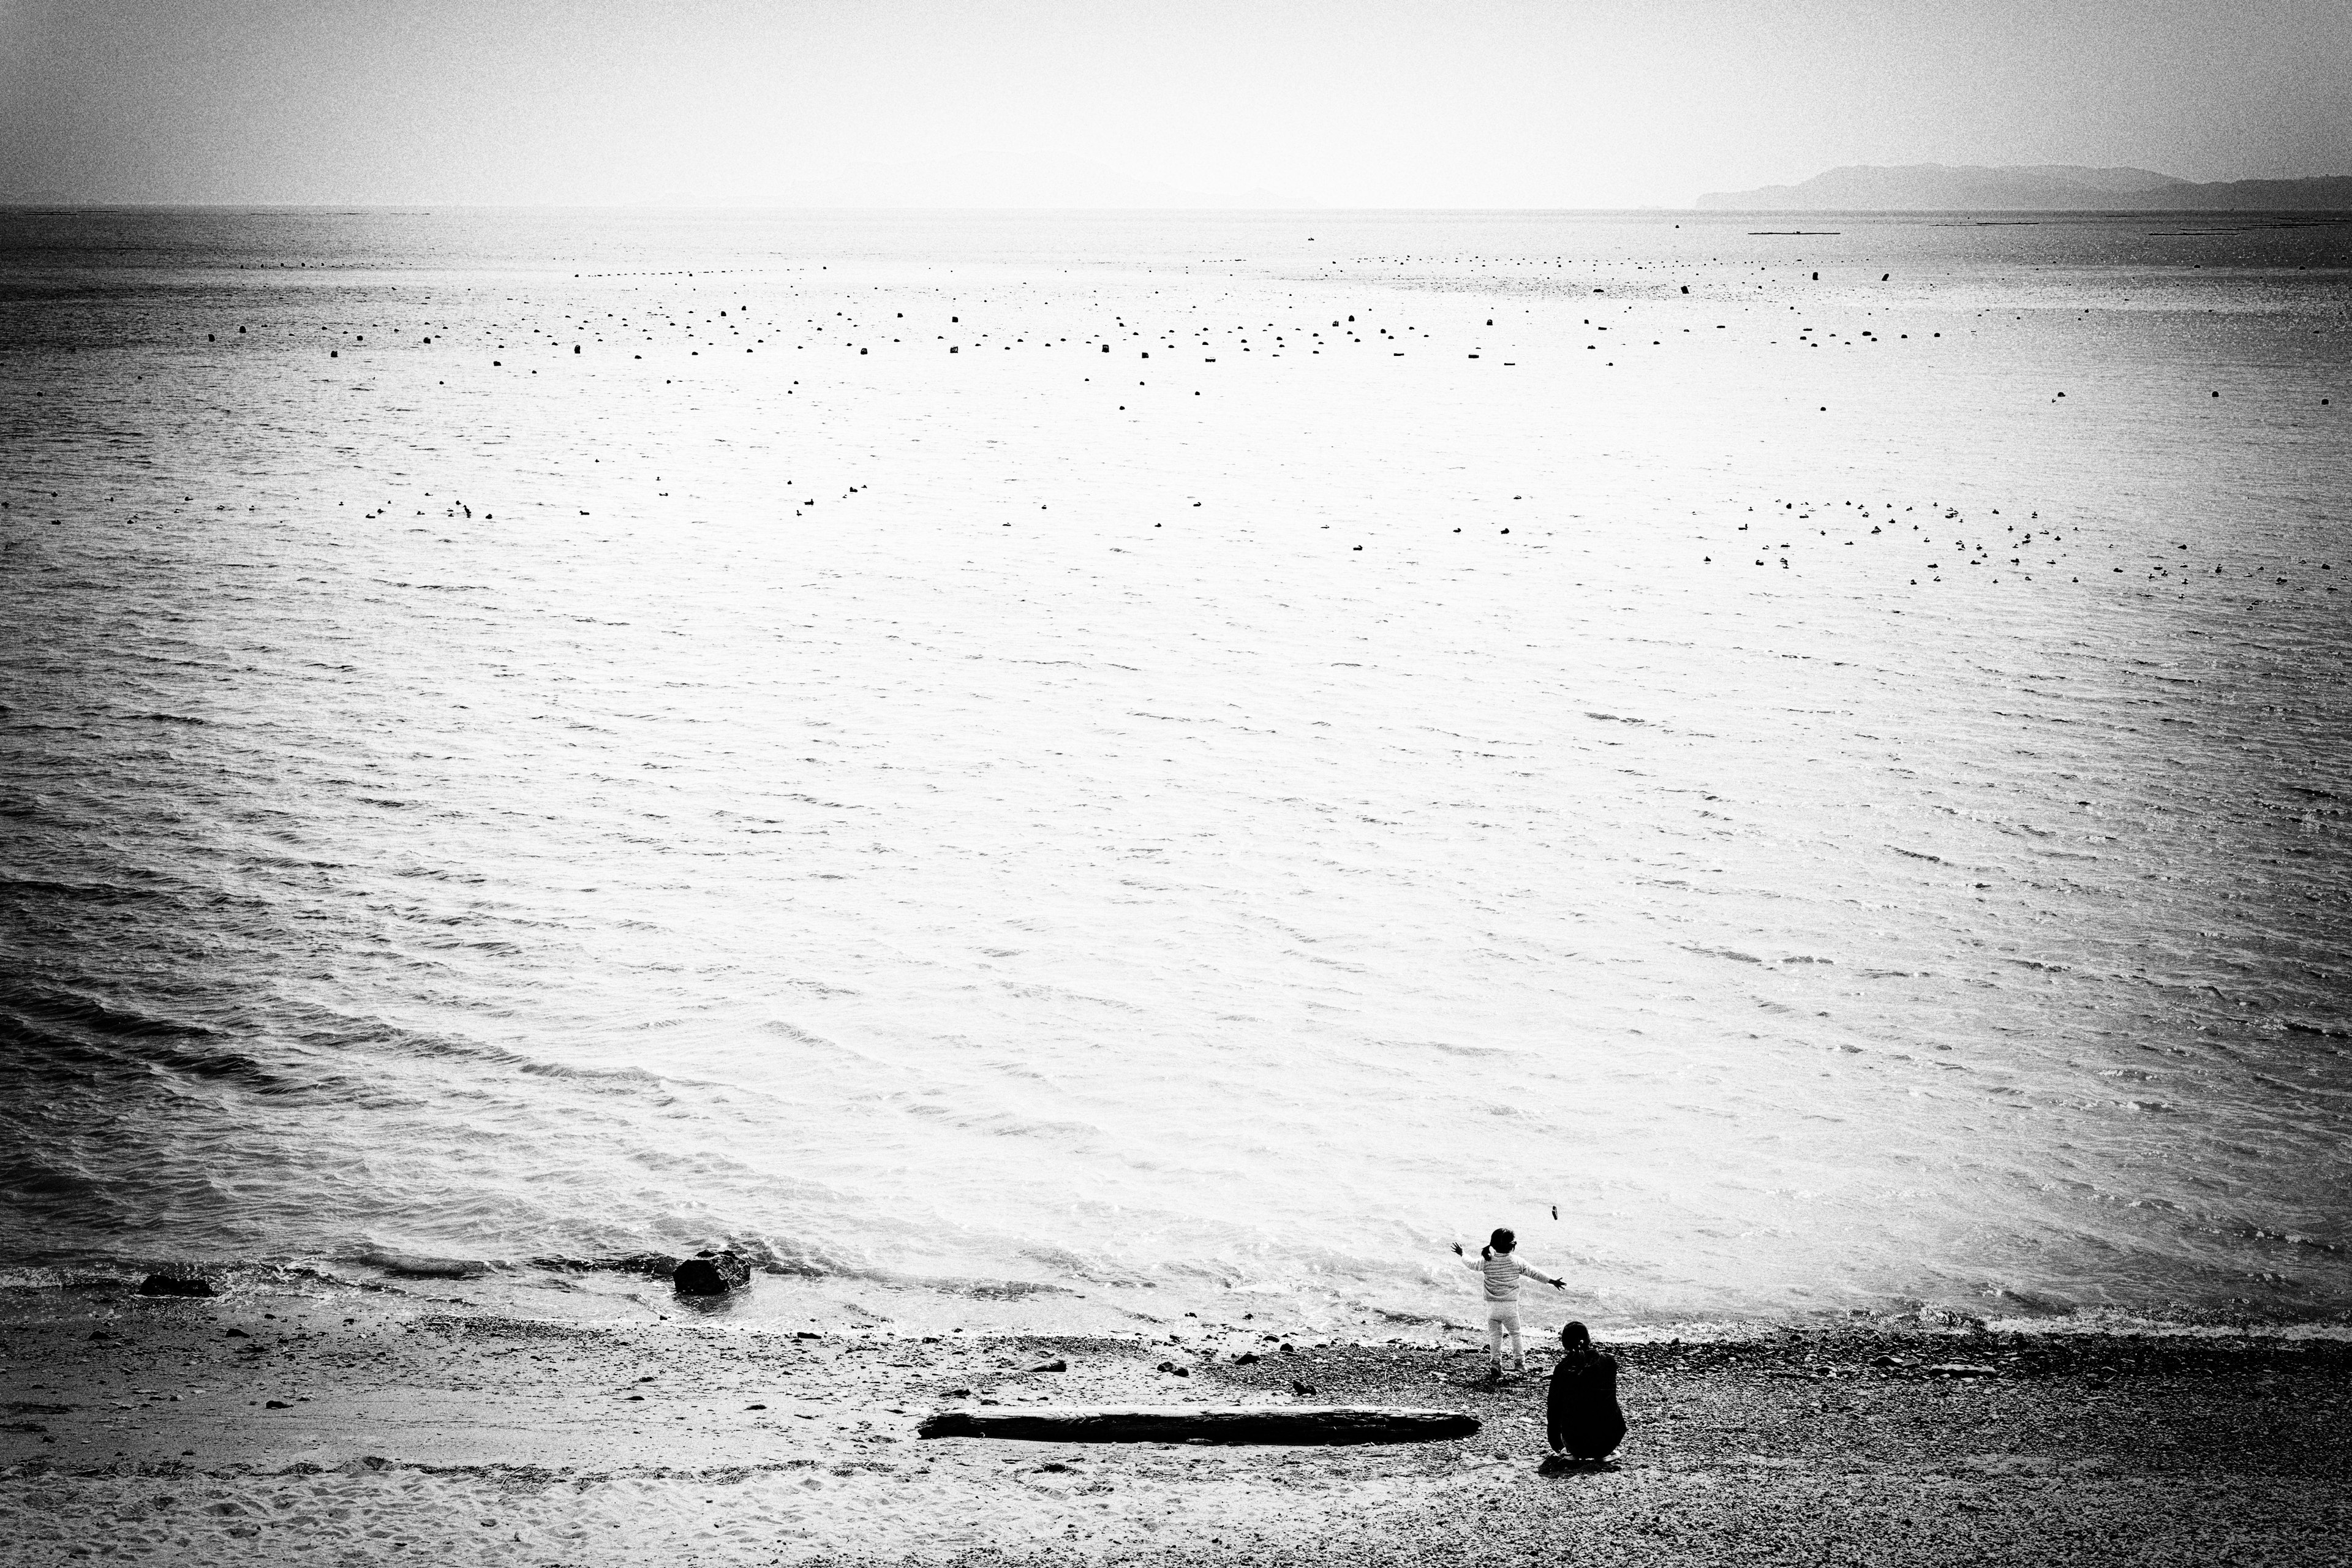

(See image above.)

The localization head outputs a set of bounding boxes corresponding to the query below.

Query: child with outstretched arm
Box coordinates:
[1452,1227,1565,1374]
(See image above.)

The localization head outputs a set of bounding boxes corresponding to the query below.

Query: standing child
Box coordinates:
[1452,1228,1565,1374]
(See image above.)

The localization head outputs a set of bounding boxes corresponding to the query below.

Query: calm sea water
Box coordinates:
[2,208,2348,1330]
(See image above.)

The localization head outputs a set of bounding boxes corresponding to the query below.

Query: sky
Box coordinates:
[2,0,2348,207]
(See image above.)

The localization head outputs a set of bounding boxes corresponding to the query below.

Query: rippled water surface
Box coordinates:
[3,208,2348,1328]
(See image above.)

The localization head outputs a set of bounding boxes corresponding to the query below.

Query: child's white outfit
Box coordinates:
[1463,1249,1547,1370]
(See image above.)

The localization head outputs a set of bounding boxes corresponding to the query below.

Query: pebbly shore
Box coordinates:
[2,1289,2346,1566]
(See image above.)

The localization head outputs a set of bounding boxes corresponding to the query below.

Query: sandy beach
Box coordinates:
[4,1286,2346,1566]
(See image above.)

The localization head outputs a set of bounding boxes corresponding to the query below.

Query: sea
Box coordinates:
[2,206,2347,1335]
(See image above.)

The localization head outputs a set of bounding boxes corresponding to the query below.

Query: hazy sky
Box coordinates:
[4,0,2348,206]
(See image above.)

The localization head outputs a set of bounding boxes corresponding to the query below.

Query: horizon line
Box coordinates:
[7,201,2352,216]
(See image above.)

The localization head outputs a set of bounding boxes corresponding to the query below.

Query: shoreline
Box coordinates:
[4,1289,2346,1564]
[14,1251,2350,1346]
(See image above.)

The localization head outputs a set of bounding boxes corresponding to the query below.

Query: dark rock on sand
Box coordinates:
[671,1250,752,1296]
[137,1273,216,1298]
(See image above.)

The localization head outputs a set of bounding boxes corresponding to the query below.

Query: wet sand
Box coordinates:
[3,1291,2345,1564]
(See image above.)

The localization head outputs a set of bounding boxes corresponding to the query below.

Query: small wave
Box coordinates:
[937,1278,1077,1300]
[0,875,166,907]
[313,1013,736,1095]
[1,1013,297,1096]
[358,1250,491,1280]
[0,983,714,1104]
[530,1252,687,1278]
[526,1237,825,1282]
[1371,1306,1457,1327]
[2224,1224,2346,1255]
[0,982,310,1096]
[0,986,222,1042]
[1415,1039,1510,1059]
[0,1259,377,1294]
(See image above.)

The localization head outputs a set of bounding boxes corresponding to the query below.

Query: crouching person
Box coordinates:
[1547,1321,1626,1462]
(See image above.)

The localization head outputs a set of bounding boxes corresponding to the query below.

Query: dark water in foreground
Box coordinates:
[2,208,2348,1329]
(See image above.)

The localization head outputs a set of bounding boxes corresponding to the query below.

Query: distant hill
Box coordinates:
[1696,164,2352,211]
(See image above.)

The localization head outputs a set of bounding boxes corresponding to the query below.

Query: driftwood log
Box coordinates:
[916,1404,1478,1445]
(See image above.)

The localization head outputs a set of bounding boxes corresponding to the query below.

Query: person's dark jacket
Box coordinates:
[1547,1349,1626,1459]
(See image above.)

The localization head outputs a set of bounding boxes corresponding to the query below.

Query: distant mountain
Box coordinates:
[768,154,1311,209]
[1696,163,2352,211]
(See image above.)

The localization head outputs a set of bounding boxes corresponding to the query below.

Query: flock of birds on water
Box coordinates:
[22,249,2339,606]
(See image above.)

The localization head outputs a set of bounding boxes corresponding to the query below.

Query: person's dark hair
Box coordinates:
[1560,1321,1593,1352]
[1481,1227,1517,1261]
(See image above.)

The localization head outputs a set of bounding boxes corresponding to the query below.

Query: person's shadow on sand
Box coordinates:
[1537,1454,1621,1477]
